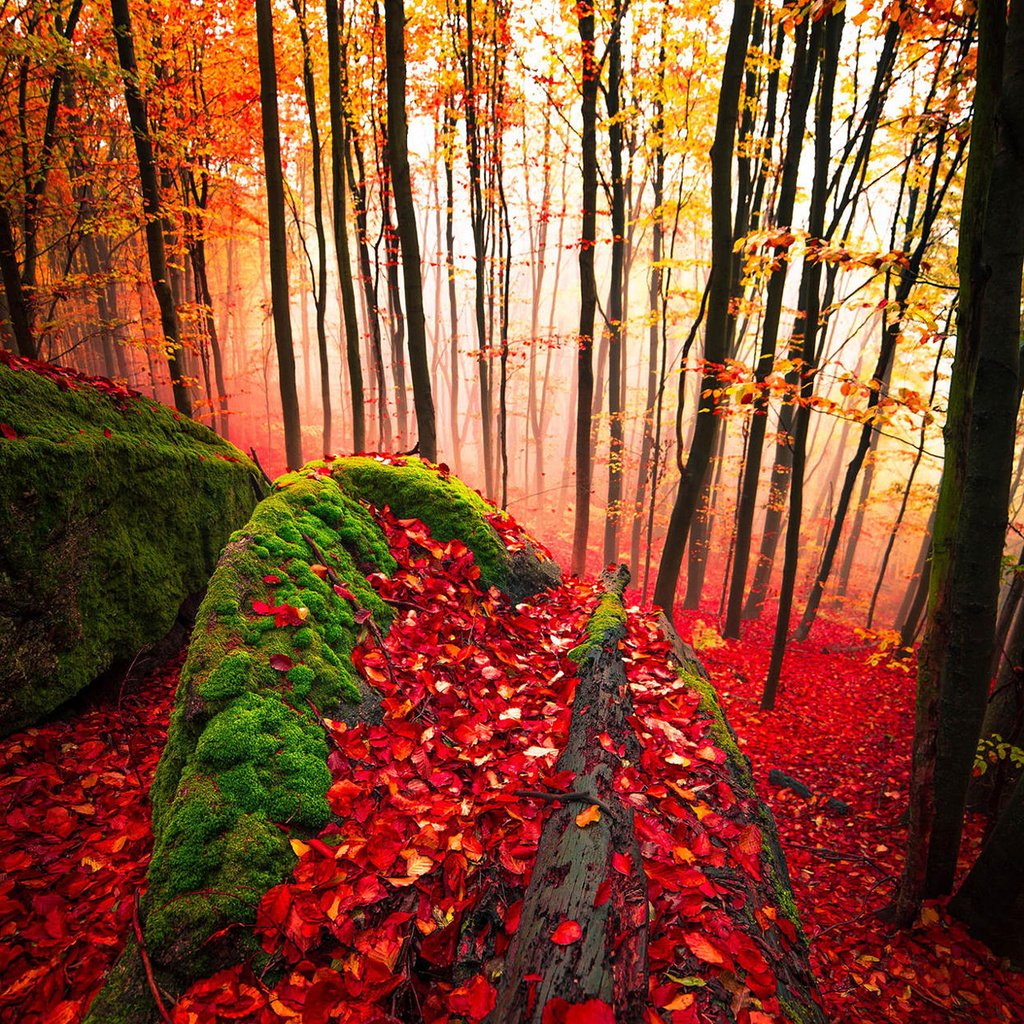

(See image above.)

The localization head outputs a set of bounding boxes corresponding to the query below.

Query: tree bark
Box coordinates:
[384,0,436,462]
[110,0,192,417]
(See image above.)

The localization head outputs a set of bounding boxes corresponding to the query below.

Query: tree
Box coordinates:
[326,0,366,454]
[110,0,192,417]
[255,0,303,467]
[895,0,1023,922]
[384,0,436,461]
[652,0,755,611]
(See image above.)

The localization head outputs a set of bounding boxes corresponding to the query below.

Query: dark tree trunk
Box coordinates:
[110,0,192,417]
[602,3,626,566]
[255,0,302,466]
[761,7,844,710]
[384,0,436,461]
[571,4,599,577]
[291,0,333,452]
[652,0,755,611]
[896,0,1022,921]
[326,0,365,453]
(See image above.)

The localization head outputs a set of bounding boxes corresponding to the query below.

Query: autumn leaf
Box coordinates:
[575,804,601,827]
[550,920,583,945]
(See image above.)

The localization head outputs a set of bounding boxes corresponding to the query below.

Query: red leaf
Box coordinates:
[269,654,293,672]
[550,919,582,945]
[0,422,17,439]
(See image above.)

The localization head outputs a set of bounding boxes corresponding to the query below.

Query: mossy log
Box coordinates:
[85,457,560,1024]
[491,580,826,1024]
[0,354,260,736]
[492,566,649,1023]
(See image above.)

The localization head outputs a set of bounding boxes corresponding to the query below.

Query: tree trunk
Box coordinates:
[896,0,1022,921]
[326,0,366,453]
[491,568,648,1022]
[110,0,192,417]
[384,0,436,461]
[571,4,599,577]
[602,5,626,566]
[652,0,755,611]
[723,17,819,638]
[255,0,302,466]
[762,7,844,710]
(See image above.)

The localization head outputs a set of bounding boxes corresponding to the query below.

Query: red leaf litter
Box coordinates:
[1,500,1022,1024]
[0,652,178,1024]
[672,607,1024,1024]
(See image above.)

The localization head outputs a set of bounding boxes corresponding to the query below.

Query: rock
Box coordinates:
[0,353,260,736]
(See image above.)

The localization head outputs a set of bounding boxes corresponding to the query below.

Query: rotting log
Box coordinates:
[491,566,648,1023]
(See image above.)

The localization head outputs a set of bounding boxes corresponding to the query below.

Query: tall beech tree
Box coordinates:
[897,0,1024,924]
[255,0,302,466]
[384,0,436,461]
[652,0,755,611]
[110,0,191,417]
[761,2,845,711]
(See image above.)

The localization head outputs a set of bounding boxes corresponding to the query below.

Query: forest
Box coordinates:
[0,0,1023,1021]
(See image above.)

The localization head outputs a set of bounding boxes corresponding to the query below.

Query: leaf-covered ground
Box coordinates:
[675,608,1024,1024]
[1,522,1022,1022]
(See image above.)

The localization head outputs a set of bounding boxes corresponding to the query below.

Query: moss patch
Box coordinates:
[326,455,511,592]
[0,357,259,735]
[138,470,394,990]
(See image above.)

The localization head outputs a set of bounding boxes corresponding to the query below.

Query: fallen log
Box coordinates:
[491,566,648,1022]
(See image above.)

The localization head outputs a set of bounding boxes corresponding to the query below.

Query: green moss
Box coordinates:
[141,471,395,980]
[568,591,628,662]
[681,670,804,932]
[0,360,259,734]
[325,456,511,591]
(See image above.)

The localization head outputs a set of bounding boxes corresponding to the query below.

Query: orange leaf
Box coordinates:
[684,932,726,965]
[575,804,602,827]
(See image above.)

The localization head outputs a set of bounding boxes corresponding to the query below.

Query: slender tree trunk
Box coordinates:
[110,0,191,417]
[344,130,391,449]
[255,0,302,466]
[652,0,755,611]
[602,2,626,565]
[762,7,844,709]
[723,16,819,637]
[291,0,333,451]
[571,3,599,577]
[326,0,365,453]
[384,0,436,461]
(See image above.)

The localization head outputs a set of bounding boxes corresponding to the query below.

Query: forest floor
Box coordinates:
[1,586,1022,1023]
[672,604,1024,1023]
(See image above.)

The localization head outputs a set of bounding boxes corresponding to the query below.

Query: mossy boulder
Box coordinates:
[87,457,560,1022]
[327,455,561,601]
[0,353,260,736]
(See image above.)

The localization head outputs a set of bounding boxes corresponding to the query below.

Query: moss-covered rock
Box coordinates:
[85,457,563,1023]
[0,354,260,736]
[327,455,561,601]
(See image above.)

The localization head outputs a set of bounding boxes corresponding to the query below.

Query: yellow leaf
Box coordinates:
[575,803,602,827]
[290,838,310,857]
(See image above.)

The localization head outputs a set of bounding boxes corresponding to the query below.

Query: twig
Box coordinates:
[512,789,618,822]
[132,894,174,1024]
[249,447,274,492]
